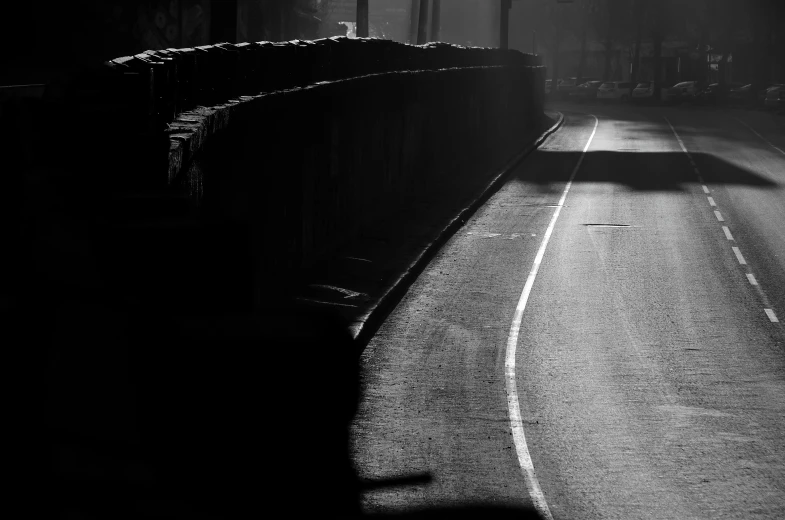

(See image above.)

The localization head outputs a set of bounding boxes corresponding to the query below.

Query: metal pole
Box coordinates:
[178,0,184,47]
[417,0,429,45]
[430,0,441,43]
[500,0,510,50]
[409,0,420,44]
[357,0,369,38]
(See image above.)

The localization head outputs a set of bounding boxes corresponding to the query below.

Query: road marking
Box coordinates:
[667,117,781,327]
[663,116,785,323]
[308,284,364,299]
[666,118,704,179]
[467,232,524,240]
[707,196,716,207]
[467,231,502,238]
[735,118,785,156]
[505,114,598,520]
[294,298,358,308]
[732,247,747,265]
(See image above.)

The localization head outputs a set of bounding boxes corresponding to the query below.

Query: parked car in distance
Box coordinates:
[597,81,635,102]
[764,84,785,109]
[632,81,671,102]
[632,81,654,101]
[556,78,578,98]
[695,82,745,104]
[569,81,603,103]
[758,84,783,104]
[667,81,700,102]
[726,83,754,105]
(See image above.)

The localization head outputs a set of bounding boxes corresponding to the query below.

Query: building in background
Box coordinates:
[0,0,341,85]
[439,0,500,48]
[234,0,327,42]
[126,0,211,52]
[320,0,500,47]
[0,0,514,86]
[321,0,410,41]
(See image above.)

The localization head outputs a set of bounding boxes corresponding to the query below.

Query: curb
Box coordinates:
[351,111,566,352]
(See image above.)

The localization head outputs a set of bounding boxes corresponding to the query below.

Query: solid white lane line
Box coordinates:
[723,226,734,241]
[715,211,724,222]
[765,309,780,323]
[732,247,747,265]
[708,196,716,207]
[702,185,710,194]
[505,114,599,520]
[747,273,758,286]
[735,118,785,156]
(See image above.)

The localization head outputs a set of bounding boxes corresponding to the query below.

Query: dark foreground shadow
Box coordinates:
[34,136,773,520]
[44,297,542,519]
[519,151,778,192]
[37,149,775,520]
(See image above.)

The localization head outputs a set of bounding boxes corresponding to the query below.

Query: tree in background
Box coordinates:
[713,0,748,86]
[646,0,681,99]
[629,0,648,87]
[538,0,784,93]
[596,0,633,81]
[744,0,785,88]
[568,0,601,86]
[535,0,582,82]
[243,0,333,42]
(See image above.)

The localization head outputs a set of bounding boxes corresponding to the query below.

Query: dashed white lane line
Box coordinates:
[505,114,599,520]
[665,116,780,327]
[732,246,747,265]
[735,118,785,156]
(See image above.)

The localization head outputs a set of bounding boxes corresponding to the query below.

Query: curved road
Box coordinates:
[351,104,785,519]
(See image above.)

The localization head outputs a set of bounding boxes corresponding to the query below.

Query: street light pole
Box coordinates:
[357,0,369,38]
[417,0,429,45]
[409,0,419,44]
[500,0,511,50]
[430,0,441,43]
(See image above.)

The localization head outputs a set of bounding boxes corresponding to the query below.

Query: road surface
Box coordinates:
[351,104,785,519]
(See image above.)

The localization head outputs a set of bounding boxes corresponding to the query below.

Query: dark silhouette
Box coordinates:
[47,294,543,517]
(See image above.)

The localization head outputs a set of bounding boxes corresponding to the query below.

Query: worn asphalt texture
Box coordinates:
[44,101,785,518]
[352,103,785,519]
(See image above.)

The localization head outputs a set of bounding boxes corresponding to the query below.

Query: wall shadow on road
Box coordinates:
[47,298,542,519]
[517,151,778,192]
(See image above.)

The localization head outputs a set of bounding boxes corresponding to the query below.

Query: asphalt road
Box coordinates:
[351,104,785,519]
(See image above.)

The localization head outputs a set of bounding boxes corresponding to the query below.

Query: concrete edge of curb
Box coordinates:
[351,110,566,352]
